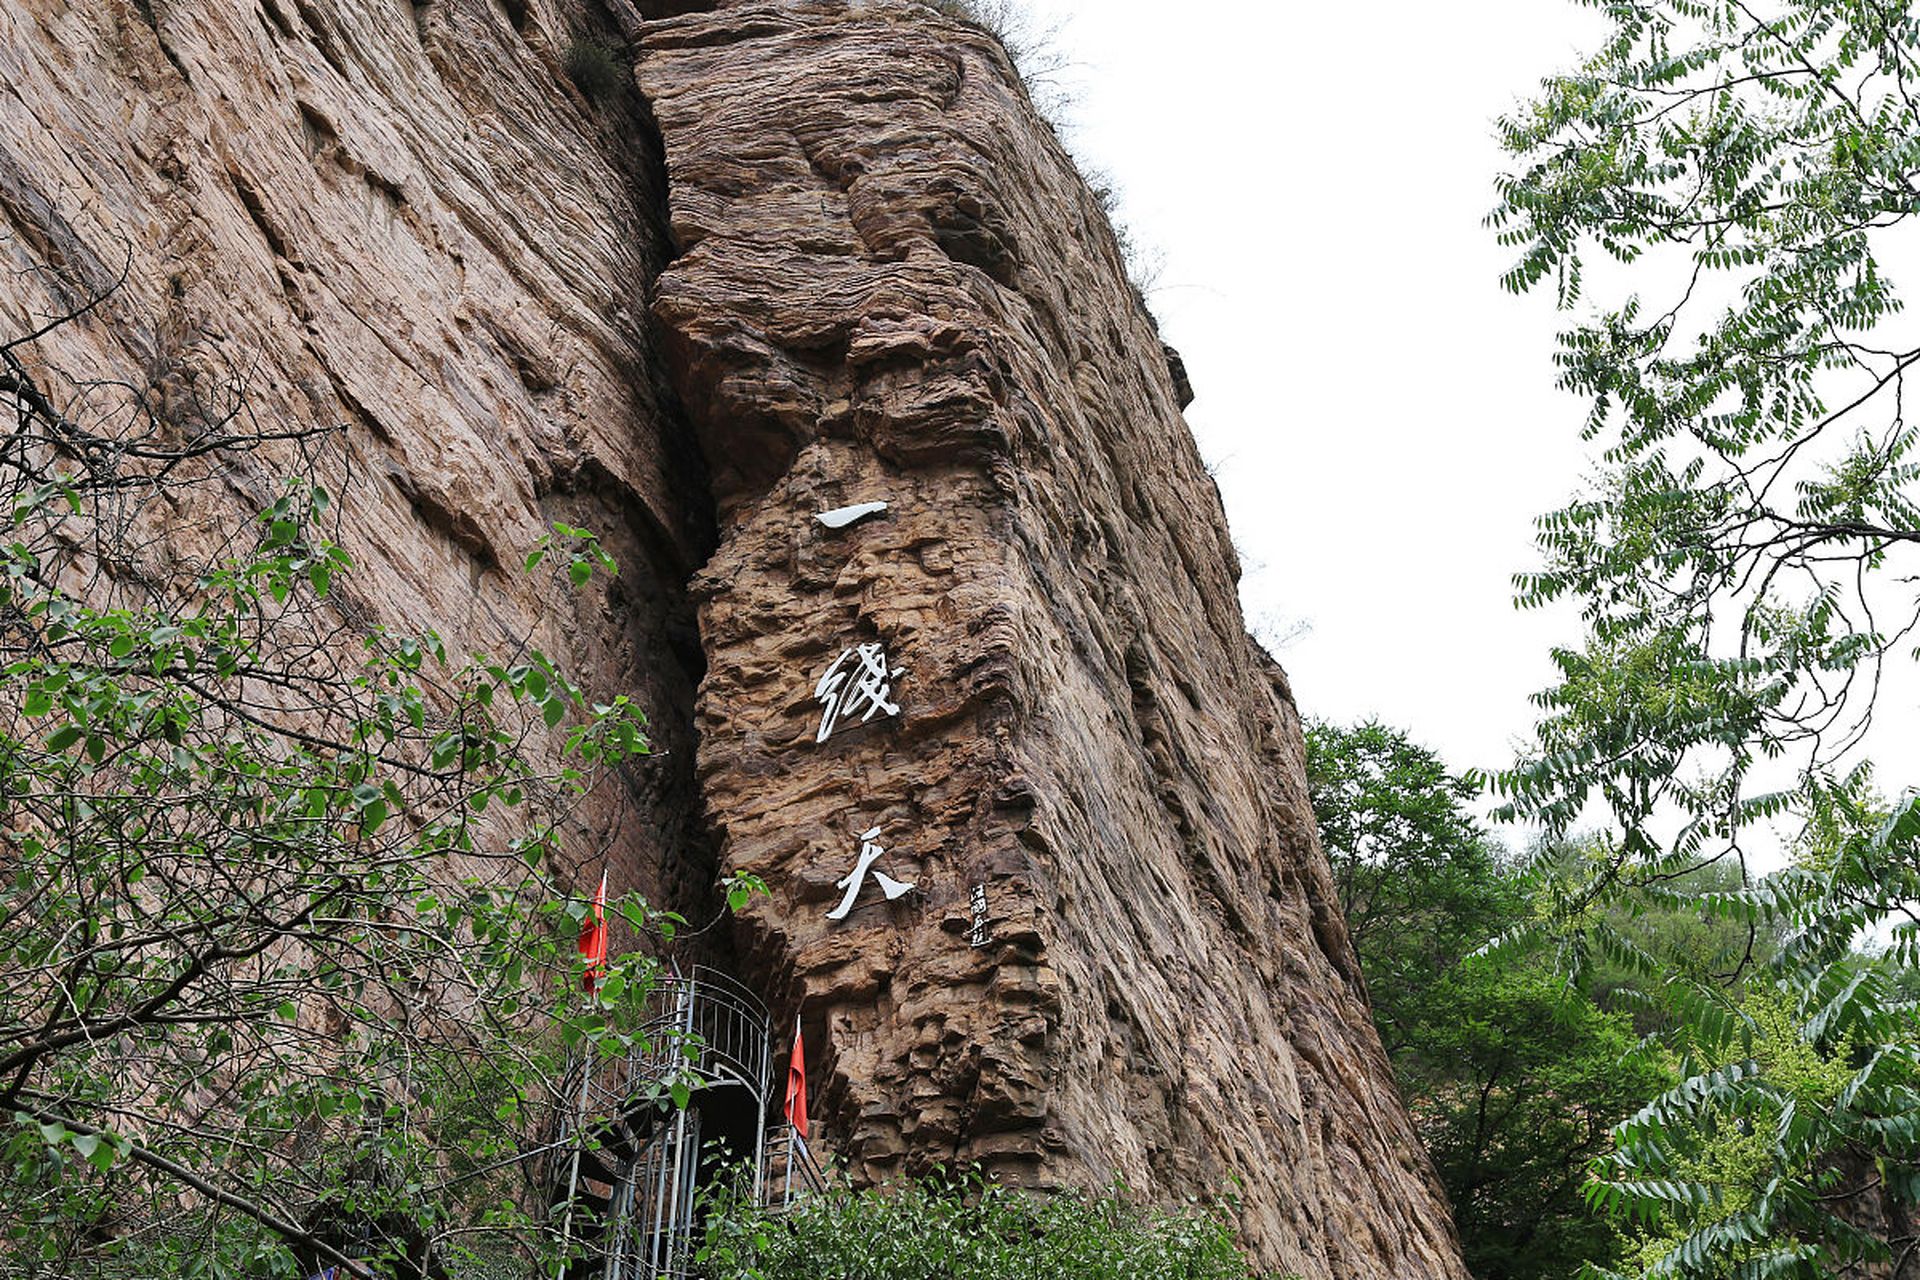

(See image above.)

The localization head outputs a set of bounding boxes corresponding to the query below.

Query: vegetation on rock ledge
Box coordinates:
[694,1173,1282,1280]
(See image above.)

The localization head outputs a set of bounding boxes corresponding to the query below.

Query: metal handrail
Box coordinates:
[557,969,836,1279]
[631,966,772,1102]
[569,967,773,1130]
[760,1123,827,1212]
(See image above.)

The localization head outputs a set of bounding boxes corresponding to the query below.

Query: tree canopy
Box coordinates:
[1307,721,1671,1280]
[1492,2,1920,1272]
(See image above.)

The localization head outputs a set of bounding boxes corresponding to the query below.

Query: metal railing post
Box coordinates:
[553,1057,594,1280]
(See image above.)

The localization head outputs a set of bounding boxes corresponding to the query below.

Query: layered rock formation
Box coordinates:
[634,7,1466,1274]
[0,0,711,911]
[0,0,1467,1275]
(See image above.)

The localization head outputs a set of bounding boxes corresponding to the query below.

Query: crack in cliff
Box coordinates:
[607,32,736,967]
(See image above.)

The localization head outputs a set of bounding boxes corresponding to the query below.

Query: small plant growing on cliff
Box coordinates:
[921,0,1069,120]
[923,0,1007,35]
[564,34,626,105]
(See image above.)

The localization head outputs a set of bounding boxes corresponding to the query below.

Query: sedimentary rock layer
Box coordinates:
[0,0,711,910]
[637,4,1468,1275]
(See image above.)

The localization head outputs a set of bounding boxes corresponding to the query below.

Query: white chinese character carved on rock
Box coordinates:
[814,642,902,744]
[968,883,991,948]
[814,500,888,530]
[825,826,915,921]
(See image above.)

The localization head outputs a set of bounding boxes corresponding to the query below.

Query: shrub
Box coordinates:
[565,35,627,104]
[694,1172,1276,1280]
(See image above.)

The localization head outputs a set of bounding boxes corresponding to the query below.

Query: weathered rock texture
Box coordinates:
[0,0,712,913]
[0,0,1468,1275]
[636,5,1467,1275]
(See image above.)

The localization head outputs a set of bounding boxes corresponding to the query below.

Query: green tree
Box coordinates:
[1304,719,1510,1037]
[1306,721,1667,1280]
[0,288,699,1276]
[1416,963,1666,1280]
[1491,4,1920,1272]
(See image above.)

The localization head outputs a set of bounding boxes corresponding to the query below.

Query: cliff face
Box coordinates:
[0,1,1466,1275]
[0,0,713,911]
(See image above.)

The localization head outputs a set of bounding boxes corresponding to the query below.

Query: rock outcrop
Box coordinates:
[0,0,1468,1275]
[634,6,1466,1274]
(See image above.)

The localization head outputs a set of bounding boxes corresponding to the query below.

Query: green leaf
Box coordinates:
[81,1135,116,1174]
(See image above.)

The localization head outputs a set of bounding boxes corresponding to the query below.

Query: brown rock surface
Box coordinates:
[639,4,1469,1275]
[0,0,1469,1275]
[0,0,711,910]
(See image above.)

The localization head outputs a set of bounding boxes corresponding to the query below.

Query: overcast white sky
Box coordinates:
[1009,0,1613,782]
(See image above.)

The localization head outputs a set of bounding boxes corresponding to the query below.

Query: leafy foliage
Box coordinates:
[1491,2,1920,1272]
[1417,964,1671,1280]
[693,1172,1278,1280]
[0,289,684,1277]
[1307,722,1670,1280]
[1304,720,1509,1010]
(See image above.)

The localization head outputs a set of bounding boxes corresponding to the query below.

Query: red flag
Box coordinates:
[578,871,608,995]
[784,1017,809,1140]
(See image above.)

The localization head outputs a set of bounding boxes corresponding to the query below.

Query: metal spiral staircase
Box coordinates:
[555,968,824,1280]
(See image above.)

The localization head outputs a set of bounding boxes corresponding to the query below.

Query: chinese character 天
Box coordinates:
[825,826,916,921]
